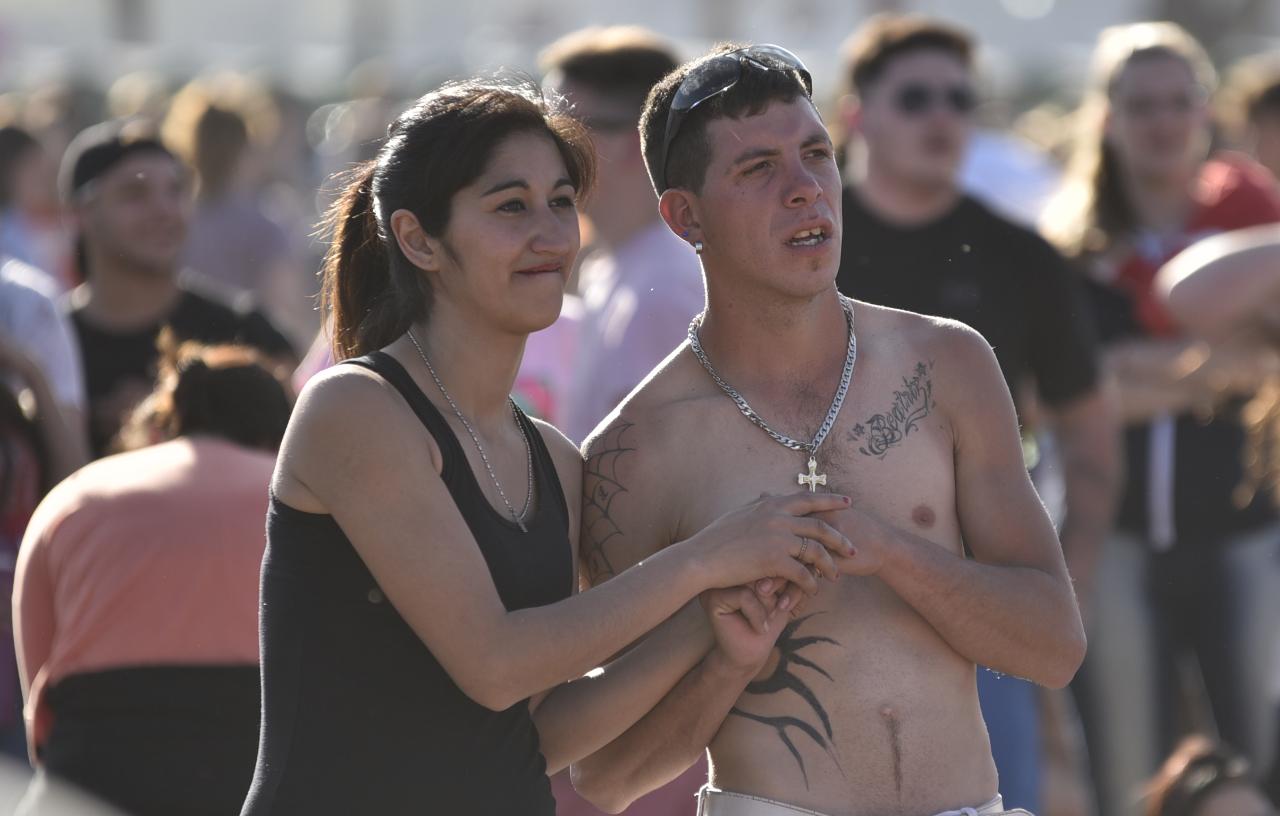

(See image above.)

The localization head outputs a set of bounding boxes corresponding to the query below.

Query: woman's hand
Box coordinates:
[686,491,854,595]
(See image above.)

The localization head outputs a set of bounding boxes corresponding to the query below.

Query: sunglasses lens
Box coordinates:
[897,85,931,114]
[671,57,742,112]
[948,87,977,114]
[743,45,813,93]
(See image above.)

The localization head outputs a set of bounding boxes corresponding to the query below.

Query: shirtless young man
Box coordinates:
[570,45,1086,816]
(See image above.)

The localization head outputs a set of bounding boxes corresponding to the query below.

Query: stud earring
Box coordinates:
[693,240,704,255]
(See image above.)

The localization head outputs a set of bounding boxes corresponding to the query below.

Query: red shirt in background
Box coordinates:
[1110,152,1280,338]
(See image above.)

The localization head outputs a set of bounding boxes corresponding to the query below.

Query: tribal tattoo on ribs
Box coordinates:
[580,421,636,584]
[848,361,934,459]
[729,613,843,787]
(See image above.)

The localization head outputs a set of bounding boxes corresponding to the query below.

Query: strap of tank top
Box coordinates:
[346,351,571,530]
[512,407,570,530]
[341,352,467,469]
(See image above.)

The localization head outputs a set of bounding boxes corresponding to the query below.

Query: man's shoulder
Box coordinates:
[581,343,717,460]
[856,299,990,365]
[856,297,973,337]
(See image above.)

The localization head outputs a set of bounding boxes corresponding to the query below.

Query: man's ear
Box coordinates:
[658,188,702,248]
[389,208,441,272]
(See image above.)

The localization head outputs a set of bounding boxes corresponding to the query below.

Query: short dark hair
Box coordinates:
[639,43,812,194]
[321,77,596,360]
[540,26,678,114]
[841,14,974,96]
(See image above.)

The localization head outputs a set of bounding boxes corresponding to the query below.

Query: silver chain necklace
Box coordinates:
[687,296,856,492]
[407,329,534,533]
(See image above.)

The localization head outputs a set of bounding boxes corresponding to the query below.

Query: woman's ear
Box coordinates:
[389,208,441,272]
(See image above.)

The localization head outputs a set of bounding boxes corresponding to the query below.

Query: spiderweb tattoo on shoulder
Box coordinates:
[581,420,636,585]
[729,613,844,787]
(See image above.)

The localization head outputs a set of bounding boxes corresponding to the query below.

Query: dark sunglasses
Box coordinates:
[655,44,813,192]
[894,83,977,116]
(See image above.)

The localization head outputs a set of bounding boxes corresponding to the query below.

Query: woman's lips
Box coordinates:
[515,262,563,275]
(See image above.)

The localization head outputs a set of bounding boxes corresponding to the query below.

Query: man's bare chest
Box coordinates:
[673,358,962,555]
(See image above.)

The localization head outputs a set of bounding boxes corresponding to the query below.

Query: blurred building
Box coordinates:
[3,0,1278,104]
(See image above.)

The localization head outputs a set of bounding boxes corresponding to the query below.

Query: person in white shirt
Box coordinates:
[0,258,88,479]
[541,27,707,444]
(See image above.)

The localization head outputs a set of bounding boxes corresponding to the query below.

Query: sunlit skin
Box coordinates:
[1105,54,1211,186]
[854,50,973,197]
[663,97,842,312]
[73,152,190,278]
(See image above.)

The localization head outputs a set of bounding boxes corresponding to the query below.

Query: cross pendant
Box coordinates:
[798,456,827,492]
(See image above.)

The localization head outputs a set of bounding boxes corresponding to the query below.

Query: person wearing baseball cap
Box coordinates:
[59,119,295,457]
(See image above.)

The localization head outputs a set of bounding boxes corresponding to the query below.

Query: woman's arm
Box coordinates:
[1157,225,1280,342]
[277,367,851,712]
[1103,338,1279,423]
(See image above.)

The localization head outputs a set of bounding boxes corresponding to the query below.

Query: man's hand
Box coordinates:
[700,585,788,675]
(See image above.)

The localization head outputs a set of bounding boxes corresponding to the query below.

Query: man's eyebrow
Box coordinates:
[728,132,833,168]
[729,146,781,167]
[801,131,833,149]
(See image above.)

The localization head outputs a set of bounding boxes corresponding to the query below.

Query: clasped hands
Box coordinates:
[697,493,891,674]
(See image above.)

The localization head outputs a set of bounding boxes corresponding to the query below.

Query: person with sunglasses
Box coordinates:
[829,15,1121,815]
[569,40,1084,816]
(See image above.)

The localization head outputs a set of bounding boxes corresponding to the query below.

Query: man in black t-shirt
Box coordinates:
[57,120,295,456]
[833,15,1121,814]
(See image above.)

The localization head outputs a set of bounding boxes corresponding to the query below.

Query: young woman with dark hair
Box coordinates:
[240,77,852,815]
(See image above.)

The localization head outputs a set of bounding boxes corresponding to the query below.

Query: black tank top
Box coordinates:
[241,351,573,815]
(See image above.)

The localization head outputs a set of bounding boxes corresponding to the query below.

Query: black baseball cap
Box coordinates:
[58,118,175,201]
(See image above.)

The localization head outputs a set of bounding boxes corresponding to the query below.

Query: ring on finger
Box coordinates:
[797,535,808,561]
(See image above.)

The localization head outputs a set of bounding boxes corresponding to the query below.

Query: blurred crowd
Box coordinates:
[0,10,1279,816]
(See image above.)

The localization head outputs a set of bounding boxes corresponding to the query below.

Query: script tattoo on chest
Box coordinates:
[847,361,934,459]
[728,614,843,787]
[580,421,636,584]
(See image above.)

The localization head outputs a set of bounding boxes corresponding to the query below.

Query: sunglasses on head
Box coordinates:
[893,83,977,116]
[655,44,813,193]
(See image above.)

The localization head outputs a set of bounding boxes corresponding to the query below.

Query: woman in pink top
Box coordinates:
[12,338,291,816]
